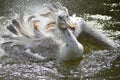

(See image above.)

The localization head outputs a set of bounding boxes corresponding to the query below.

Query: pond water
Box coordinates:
[0,0,120,80]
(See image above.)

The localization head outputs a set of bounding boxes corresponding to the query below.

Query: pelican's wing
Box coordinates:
[7,24,20,35]
[12,19,30,38]
[1,41,46,61]
[79,20,117,49]
[70,15,117,49]
[19,14,35,36]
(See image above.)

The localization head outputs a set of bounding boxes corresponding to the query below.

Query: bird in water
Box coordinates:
[1,2,117,61]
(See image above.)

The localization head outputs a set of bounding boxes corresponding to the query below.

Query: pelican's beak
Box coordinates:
[64,18,76,30]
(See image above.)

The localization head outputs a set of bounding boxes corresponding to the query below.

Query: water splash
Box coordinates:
[0,0,120,80]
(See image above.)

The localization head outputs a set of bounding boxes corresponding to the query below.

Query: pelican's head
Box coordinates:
[57,11,76,30]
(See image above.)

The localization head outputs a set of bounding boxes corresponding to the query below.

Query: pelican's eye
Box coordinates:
[66,15,69,18]
[58,15,63,20]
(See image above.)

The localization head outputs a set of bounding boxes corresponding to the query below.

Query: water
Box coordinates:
[0,0,120,80]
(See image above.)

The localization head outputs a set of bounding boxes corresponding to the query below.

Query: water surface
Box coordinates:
[0,0,120,80]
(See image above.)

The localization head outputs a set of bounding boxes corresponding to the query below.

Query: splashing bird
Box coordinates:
[1,2,118,61]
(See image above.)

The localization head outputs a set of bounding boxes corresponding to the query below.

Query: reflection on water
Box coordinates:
[0,0,120,80]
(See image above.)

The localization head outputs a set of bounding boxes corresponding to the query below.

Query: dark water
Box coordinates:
[0,0,120,80]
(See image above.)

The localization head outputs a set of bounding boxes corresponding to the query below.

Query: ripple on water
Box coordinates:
[76,49,120,79]
[0,47,120,80]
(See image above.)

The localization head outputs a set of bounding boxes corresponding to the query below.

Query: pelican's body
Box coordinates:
[1,2,117,61]
[51,9,84,61]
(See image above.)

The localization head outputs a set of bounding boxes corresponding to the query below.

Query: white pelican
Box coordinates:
[27,2,118,49]
[1,2,117,61]
[2,7,83,61]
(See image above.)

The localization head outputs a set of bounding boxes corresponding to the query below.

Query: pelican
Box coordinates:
[1,6,83,61]
[1,2,118,61]
[26,2,118,49]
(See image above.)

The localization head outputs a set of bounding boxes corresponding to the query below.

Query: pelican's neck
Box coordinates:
[59,28,77,45]
[58,28,83,61]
